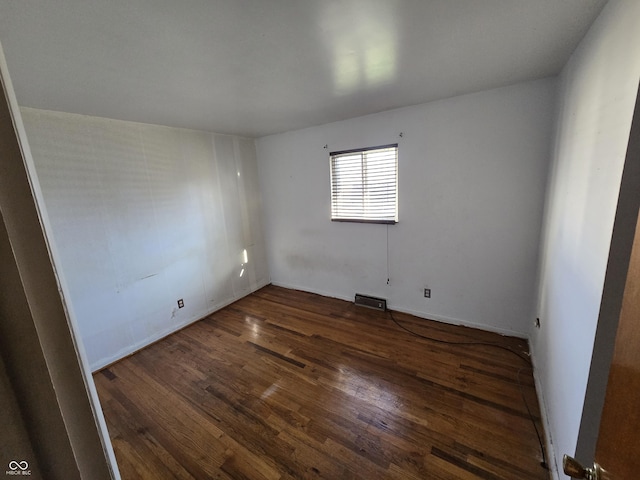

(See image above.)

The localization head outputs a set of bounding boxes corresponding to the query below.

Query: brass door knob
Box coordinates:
[563,455,605,480]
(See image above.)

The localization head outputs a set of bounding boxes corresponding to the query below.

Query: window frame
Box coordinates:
[329,143,399,225]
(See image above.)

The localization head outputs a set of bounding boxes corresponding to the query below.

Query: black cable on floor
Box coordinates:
[517,367,549,470]
[387,309,548,470]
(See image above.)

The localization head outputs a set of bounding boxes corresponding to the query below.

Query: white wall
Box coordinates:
[257,78,556,336]
[21,108,269,370]
[531,0,640,477]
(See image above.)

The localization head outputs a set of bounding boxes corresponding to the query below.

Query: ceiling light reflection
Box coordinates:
[320,0,399,95]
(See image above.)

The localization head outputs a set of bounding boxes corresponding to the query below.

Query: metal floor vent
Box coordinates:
[354,294,387,311]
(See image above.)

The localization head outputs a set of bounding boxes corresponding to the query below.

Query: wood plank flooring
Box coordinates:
[94,285,550,479]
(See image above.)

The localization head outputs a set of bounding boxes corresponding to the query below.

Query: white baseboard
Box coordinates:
[91,279,271,372]
[530,344,560,480]
[388,304,528,339]
[270,281,527,339]
[270,280,354,303]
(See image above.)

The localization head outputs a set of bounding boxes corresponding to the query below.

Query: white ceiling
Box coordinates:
[0,0,607,137]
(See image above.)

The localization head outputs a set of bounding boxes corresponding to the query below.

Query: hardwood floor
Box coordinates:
[94,285,550,479]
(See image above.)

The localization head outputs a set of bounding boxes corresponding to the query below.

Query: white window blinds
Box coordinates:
[330,144,398,224]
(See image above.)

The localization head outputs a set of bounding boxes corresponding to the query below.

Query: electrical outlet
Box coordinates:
[424,288,431,298]
[177,299,184,308]
[535,317,540,328]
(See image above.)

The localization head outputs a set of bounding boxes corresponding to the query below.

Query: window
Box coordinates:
[330,144,398,224]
